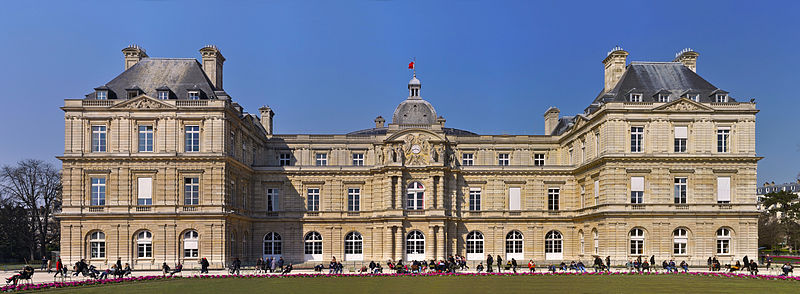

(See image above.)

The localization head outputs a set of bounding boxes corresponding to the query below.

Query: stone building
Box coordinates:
[58,45,759,269]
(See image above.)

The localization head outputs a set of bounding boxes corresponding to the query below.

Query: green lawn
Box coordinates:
[34,274,799,294]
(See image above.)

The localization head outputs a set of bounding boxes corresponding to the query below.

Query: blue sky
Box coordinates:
[0,0,797,183]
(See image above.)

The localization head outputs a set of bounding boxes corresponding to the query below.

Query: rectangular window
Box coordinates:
[568,148,573,165]
[717,239,730,254]
[534,153,545,166]
[188,91,200,100]
[630,239,644,255]
[715,94,728,103]
[137,177,152,206]
[184,125,200,152]
[674,177,687,204]
[96,90,107,100]
[348,188,360,211]
[508,187,520,211]
[548,188,560,211]
[138,125,153,152]
[91,126,107,152]
[717,177,731,203]
[279,153,292,166]
[674,126,687,153]
[462,153,474,166]
[158,91,169,100]
[184,177,199,205]
[266,188,279,212]
[658,94,669,102]
[352,153,364,166]
[581,141,586,163]
[594,180,599,206]
[469,188,481,211]
[90,177,106,206]
[629,93,642,102]
[689,94,699,102]
[630,177,644,204]
[90,240,105,259]
[717,128,730,153]
[630,126,643,153]
[307,188,320,211]
[594,132,600,157]
[498,153,509,166]
[315,153,327,166]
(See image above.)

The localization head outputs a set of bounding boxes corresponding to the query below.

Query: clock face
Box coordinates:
[411,145,421,154]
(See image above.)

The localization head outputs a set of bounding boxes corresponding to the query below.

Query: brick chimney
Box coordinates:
[122,44,148,70]
[199,45,225,89]
[673,48,699,72]
[544,107,560,135]
[259,106,275,135]
[602,46,628,92]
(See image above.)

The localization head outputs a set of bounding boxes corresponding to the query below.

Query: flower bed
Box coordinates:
[3,271,799,292]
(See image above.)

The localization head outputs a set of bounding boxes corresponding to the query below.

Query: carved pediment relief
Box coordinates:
[652,98,713,112]
[111,95,175,110]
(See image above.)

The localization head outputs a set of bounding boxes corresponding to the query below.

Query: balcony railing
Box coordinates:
[135,206,151,212]
[87,206,104,212]
[182,206,198,212]
[82,100,115,107]
[176,100,208,107]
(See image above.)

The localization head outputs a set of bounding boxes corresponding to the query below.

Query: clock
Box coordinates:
[411,145,421,154]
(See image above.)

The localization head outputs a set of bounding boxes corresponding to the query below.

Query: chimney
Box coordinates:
[602,46,628,92]
[122,44,148,70]
[374,116,385,128]
[437,116,446,127]
[544,107,560,135]
[259,106,275,135]
[199,45,225,89]
[673,48,699,72]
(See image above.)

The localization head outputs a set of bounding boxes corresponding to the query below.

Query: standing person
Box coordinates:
[486,255,494,273]
[271,257,278,273]
[707,257,713,271]
[511,258,518,273]
[232,257,241,275]
[256,258,264,274]
[200,258,210,274]
[743,255,750,272]
[606,256,611,272]
[528,260,536,273]
[41,255,48,271]
[278,257,285,271]
[496,255,503,273]
[649,255,655,268]
[53,258,63,277]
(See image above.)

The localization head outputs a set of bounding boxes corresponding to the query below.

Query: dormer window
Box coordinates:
[715,94,728,103]
[96,90,108,100]
[188,91,200,100]
[629,93,642,102]
[689,94,699,102]
[658,94,669,102]
[158,91,169,100]
[126,87,142,99]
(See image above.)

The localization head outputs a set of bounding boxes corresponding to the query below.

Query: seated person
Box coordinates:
[169,263,183,276]
[281,264,293,275]
[122,264,132,277]
[476,262,484,272]
[314,264,324,272]
[161,262,171,275]
[5,266,34,285]
[680,261,689,273]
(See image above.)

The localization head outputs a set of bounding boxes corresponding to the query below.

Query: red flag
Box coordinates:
[408,62,414,69]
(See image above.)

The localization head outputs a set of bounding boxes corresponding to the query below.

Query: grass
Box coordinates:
[32,274,800,294]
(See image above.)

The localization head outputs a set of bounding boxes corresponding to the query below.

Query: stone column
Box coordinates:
[396,226,405,261]
[437,225,446,259]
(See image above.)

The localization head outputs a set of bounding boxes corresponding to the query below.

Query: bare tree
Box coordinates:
[0,159,61,260]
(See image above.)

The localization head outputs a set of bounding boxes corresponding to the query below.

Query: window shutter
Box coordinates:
[137,178,152,199]
[674,126,688,139]
[631,177,644,192]
[273,190,280,211]
[717,177,731,202]
[509,188,521,211]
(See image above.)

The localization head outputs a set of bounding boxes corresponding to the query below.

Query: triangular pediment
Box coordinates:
[111,95,176,110]
[652,98,713,112]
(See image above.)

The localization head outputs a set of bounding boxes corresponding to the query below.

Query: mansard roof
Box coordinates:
[85,58,217,100]
[592,62,735,105]
[346,127,478,136]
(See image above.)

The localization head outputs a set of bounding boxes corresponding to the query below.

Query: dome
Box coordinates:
[392,98,437,125]
[408,76,421,86]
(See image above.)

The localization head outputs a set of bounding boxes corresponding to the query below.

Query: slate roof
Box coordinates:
[85,58,218,100]
[347,127,478,136]
[590,62,735,106]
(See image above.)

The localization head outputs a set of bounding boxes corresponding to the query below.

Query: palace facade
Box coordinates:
[58,45,759,269]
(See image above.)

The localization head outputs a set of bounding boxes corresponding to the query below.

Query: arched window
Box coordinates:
[592,229,599,255]
[716,228,731,255]
[545,230,562,260]
[466,231,484,260]
[673,228,688,255]
[579,230,585,255]
[263,232,282,257]
[183,230,199,258]
[406,230,425,261]
[505,230,524,260]
[344,232,363,261]
[136,231,153,259]
[304,231,323,261]
[406,182,425,210]
[89,231,106,259]
[630,228,645,255]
